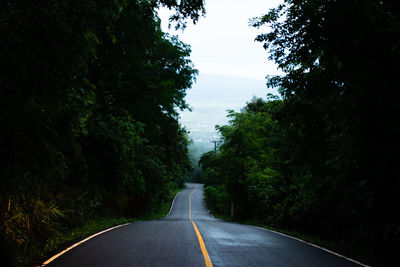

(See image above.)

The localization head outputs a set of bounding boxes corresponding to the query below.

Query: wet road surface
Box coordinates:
[47,183,364,267]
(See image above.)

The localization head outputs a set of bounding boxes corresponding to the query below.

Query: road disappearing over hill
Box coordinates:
[46,183,365,267]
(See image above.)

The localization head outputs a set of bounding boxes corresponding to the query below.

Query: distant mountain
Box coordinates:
[180,73,277,161]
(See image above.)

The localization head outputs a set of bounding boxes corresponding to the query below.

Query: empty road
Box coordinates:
[46,183,364,267]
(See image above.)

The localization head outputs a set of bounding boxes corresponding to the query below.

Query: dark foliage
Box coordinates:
[202,1,400,265]
[0,0,204,265]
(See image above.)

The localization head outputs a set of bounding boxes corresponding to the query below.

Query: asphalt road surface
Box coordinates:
[47,183,364,267]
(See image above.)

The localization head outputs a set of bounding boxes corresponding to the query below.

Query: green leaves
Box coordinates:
[201,98,286,220]
[1,0,203,265]
[247,0,400,264]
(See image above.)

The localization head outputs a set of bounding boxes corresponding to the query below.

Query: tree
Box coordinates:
[251,0,400,264]
[202,1,399,265]
[0,0,204,265]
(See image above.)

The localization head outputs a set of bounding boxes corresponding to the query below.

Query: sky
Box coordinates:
[158,0,283,159]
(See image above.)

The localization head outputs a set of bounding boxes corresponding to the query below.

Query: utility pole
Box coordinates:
[209,139,221,156]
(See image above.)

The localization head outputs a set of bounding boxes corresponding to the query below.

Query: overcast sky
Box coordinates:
[158,0,284,157]
[158,0,283,80]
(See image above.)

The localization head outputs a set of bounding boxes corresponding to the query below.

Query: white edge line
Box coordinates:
[42,189,181,265]
[165,191,181,218]
[253,226,370,267]
[41,222,131,266]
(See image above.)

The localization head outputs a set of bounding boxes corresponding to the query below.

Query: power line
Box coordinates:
[209,139,222,156]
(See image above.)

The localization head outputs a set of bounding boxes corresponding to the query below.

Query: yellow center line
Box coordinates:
[189,187,213,267]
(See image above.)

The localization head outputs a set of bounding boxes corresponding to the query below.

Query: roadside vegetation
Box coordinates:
[38,187,183,266]
[0,0,204,266]
[201,1,400,266]
[2,0,399,266]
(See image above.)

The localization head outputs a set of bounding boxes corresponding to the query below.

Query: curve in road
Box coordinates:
[44,183,367,267]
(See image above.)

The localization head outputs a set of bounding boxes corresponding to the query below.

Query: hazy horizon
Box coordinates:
[159,0,284,161]
[180,73,277,160]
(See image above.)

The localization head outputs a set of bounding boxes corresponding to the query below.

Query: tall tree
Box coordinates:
[201,1,399,265]
[0,0,204,265]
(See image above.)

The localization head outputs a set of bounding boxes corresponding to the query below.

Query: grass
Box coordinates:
[20,217,136,267]
[38,217,136,264]
[34,187,184,266]
[139,187,184,220]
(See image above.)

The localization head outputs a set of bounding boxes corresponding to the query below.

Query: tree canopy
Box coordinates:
[202,1,400,265]
[0,0,204,265]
